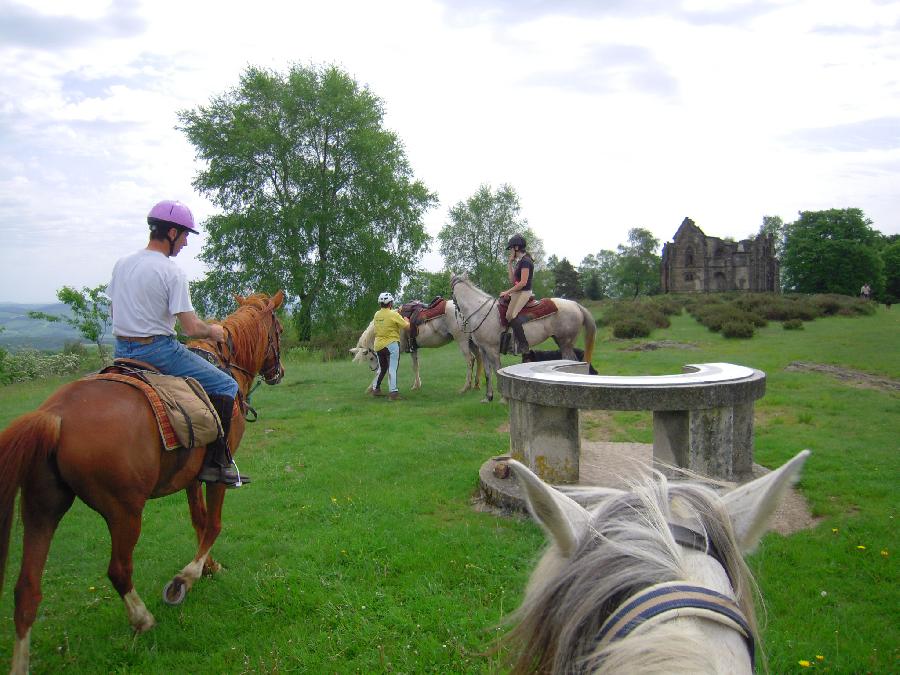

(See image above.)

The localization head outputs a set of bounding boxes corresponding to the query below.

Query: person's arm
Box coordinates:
[501,265,530,296]
[177,311,225,342]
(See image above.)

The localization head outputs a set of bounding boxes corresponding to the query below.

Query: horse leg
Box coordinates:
[411,351,421,390]
[185,481,221,575]
[104,504,156,633]
[481,348,499,403]
[12,480,75,675]
[164,483,226,605]
[458,341,473,393]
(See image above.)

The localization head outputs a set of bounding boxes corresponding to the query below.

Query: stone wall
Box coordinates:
[660,217,779,293]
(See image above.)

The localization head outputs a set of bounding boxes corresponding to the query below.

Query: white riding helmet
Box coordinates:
[378,292,394,304]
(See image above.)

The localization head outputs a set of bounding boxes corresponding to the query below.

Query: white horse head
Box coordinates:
[503,450,811,673]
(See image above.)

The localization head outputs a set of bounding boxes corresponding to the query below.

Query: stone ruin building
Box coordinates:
[660,217,780,293]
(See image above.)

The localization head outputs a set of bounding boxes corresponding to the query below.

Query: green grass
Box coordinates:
[1,305,898,672]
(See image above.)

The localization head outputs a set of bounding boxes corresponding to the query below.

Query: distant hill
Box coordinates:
[0,302,113,351]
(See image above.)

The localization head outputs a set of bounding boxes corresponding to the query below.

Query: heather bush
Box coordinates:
[612,318,653,339]
[303,325,364,361]
[721,320,755,338]
[1,348,81,384]
[783,319,804,330]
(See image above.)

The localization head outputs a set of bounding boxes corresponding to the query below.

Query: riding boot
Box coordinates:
[511,317,529,355]
[198,395,250,488]
[500,330,512,355]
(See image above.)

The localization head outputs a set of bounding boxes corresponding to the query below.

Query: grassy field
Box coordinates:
[0,304,897,673]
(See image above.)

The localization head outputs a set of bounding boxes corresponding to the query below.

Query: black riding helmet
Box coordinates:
[506,233,527,250]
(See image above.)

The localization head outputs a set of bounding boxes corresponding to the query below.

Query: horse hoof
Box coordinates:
[163,577,187,605]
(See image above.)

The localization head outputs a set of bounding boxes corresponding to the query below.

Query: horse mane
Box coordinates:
[451,275,493,301]
[217,293,274,368]
[503,474,760,674]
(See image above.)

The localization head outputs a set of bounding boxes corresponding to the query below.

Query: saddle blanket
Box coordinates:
[83,363,230,451]
[498,296,558,328]
[399,297,447,325]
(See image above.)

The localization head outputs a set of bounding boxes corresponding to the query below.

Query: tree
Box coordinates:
[553,258,582,299]
[179,63,436,339]
[781,209,884,295]
[28,285,111,361]
[614,228,661,298]
[400,269,451,303]
[437,184,544,295]
[758,215,786,260]
[880,240,900,301]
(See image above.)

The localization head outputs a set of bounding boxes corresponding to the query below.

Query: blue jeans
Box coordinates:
[115,336,238,399]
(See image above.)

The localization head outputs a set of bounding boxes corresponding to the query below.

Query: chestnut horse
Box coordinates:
[0,291,285,674]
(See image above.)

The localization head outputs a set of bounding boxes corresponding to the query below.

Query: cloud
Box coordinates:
[0,0,145,49]
[787,117,900,152]
[526,43,678,98]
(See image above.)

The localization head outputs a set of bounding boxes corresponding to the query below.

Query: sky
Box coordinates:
[2,0,899,303]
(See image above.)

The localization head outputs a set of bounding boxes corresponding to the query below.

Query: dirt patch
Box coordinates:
[620,340,699,352]
[785,361,900,394]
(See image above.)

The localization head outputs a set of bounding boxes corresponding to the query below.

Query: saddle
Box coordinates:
[497,295,558,328]
[83,359,233,451]
[398,297,447,339]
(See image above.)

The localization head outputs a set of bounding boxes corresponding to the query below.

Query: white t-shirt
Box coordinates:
[108,249,194,337]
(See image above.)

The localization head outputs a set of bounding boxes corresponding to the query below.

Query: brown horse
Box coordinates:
[0,291,285,674]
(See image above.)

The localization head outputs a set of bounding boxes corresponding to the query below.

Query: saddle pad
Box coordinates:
[399,297,446,324]
[498,296,558,328]
[83,371,223,451]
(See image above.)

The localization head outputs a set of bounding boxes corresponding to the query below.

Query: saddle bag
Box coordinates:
[141,372,223,450]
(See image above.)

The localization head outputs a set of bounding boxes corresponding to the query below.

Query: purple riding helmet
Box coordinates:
[147,200,199,234]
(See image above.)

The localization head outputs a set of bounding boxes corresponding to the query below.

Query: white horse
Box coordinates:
[502,450,810,673]
[450,274,596,402]
[349,299,483,393]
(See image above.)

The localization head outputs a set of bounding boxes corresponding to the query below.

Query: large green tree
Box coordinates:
[781,209,884,296]
[615,228,661,298]
[579,250,617,300]
[437,184,544,295]
[880,240,900,301]
[552,258,582,299]
[758,215,786,260]
[179,64,436,339]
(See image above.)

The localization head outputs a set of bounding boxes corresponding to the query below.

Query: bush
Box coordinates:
[63,341,88,357]
[783,319,804,330]
[612,318,653,339]
[721,320,755,338]
[1,348,81,384]
[302,325,364,362]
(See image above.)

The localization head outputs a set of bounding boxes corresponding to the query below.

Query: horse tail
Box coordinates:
[579,303,597,365]
[0,411,60,599]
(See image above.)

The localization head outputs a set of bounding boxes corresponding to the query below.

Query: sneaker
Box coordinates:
[388,391,402,401]
[372,388,384,397]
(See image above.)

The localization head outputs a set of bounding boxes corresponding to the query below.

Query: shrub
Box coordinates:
[1,348,81,383]
[303,325,364,362]
[612,318,653,339]
[63,341,88,357]
[721,320,755,338]
[783,319,804,330]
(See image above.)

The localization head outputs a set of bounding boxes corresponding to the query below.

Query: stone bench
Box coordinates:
[496,361,766,483]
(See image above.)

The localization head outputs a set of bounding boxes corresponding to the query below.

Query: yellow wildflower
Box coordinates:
[816,655,825,661]
[881,549,889,557]
[831,528,838,533]
[799,660,811,667]
[856,545,866,550]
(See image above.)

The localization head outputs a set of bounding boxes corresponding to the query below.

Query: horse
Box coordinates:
[450,274,596,402]
[349,299,483,393]
[501,449,810,673]
[0,291,285,675]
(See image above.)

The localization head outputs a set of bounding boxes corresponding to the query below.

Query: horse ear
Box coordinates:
[507,459,591,557]
[235,294,246,305]
[722,449,810,553]
[268,290,285,311]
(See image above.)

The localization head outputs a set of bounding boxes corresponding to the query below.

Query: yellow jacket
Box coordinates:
[373,308,409,351]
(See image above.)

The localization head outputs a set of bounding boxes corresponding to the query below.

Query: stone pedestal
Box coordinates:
[497,361,765,483]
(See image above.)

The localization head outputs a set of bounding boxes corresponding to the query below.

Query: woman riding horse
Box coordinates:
[500,233,534,355]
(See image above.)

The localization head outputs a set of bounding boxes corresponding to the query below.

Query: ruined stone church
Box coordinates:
[660,218,779,293]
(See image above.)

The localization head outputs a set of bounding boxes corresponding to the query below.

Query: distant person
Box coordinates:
[860,283,872,300]
[107,199,246,487]
[500,233,534,354]
[369,292,409,401]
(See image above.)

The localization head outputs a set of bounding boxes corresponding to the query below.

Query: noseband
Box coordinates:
[595,524,755,666]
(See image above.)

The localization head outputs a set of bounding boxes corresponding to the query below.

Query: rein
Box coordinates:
[594,524,755,666]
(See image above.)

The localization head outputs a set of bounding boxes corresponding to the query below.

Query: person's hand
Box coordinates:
[508,249,516,263]
[500,290,509,298]
[208,324,226,343]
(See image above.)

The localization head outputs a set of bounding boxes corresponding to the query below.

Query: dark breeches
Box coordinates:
[374,347,390,390]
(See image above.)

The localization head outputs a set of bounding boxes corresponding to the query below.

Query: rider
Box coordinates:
[107,199,247,488]
[370,292,410,401]
[500,233,534,354]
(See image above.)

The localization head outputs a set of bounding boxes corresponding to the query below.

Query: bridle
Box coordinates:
[594,524,755,666]
[450,279,496,335]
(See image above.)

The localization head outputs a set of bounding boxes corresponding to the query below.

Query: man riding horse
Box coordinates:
[499,233,534,355]
[107,200,246,488]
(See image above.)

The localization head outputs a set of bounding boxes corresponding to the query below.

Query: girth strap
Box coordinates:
[595,581,755,666]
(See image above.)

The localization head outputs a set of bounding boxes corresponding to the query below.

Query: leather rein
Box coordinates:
[450,281,496,335]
